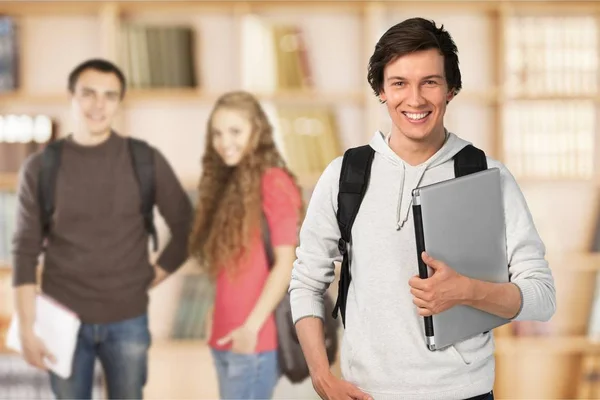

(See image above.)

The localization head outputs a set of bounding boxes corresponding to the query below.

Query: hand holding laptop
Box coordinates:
[19,328,57,371]
[409,251,471,317]
[6,293,81,379]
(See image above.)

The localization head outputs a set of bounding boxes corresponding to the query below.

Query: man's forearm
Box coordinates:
[464,279,522,319]
[149,264,169,288]
[295,316,331,378]
[15,285,37,332]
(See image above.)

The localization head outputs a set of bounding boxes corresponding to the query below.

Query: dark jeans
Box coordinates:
[49,314,151,400]
[466,391,494,400]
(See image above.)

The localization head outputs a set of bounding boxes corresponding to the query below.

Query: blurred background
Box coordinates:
[0,0,598,398]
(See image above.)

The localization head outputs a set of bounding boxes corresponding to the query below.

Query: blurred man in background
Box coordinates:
[12,58,193,399]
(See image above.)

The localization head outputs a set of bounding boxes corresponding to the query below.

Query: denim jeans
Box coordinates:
[211,349,279,399]
[49,313,151,400]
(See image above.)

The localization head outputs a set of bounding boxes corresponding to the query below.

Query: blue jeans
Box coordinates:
[211,349,279,399]
[49,314,151,400]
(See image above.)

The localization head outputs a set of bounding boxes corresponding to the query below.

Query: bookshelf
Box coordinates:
[0,1,597,398]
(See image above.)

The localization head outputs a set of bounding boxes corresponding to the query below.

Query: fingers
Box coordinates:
[413,299,434,315]
[412,297,428,308]
[417,307,432,317]
[41,342,57,364]
[26,351,48,370]
[410,287,429,299]
[216,333,232,346]
[408,276,428,290]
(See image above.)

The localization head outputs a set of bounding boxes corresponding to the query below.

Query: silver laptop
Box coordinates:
[411,167,510,351]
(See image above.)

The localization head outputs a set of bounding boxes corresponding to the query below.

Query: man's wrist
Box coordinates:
[462,276,483,306]
[310,366,333,383]
[19,324,35,337]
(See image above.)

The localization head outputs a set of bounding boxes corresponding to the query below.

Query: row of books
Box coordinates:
[170,274,213,340]
[0,16,17,92]
[0,192,16,268]
[273,106,341,177]
[502,101,594,180]
[242,15,312,92]
[120,18,314,92]
[119,24,197,89]
[0,114,54,174]
[505,16,597,96]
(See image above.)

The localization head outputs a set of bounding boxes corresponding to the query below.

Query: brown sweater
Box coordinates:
[12,133,193,323]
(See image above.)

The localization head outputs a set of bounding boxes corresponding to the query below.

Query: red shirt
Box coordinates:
[209,168,302,353]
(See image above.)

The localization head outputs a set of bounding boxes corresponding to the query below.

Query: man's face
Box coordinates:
[379,48,454,143]
[70,69,122,137]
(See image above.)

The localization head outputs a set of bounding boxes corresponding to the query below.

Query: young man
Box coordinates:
[290,18,556,400]
[12,59,193,399]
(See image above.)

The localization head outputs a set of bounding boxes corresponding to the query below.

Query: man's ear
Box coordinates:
[446,88,456,103]
[379,89,387,104]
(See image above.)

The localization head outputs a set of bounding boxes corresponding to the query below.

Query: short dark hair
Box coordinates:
[68,58,127,98]
[367,18,462,99]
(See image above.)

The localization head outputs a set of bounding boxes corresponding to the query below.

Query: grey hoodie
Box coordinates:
[289,131,556,400]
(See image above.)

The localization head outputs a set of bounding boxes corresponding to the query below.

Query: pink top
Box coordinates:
[209,168,302,353]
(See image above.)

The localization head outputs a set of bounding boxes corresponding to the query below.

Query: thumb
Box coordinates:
[216,333,232,346]
[349,384,373,400]
[422,252,443,270]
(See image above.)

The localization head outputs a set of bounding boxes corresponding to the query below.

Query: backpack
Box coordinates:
[262,214,339,383]
[332,144,488,327]
[38,137,159,251]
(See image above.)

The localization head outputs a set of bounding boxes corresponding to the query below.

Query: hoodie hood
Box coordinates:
[369,130,472,230]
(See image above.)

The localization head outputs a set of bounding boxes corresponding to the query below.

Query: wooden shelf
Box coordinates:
[545,252,600,272]
[515,177,596,184]
[501,93,600,102]
[182,172,321,192]
[0,173,18,191]
[0,89,366,106]
[296,172,321,189]
[495,336,600,354]
[1,1,595,16]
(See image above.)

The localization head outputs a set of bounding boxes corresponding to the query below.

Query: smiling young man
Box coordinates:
[12,59,193,399]
[290,18,556,400]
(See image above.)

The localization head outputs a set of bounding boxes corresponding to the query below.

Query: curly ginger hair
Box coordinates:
[188,91,302,278]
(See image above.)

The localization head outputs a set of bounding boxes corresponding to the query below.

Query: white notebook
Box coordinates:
[5,293,81,379]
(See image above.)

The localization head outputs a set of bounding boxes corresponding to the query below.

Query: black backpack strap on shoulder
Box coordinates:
[333,145,375,327]
[454,144,487,177]
[39,139,66,238]
[261,212,275,269]
[128,137,158,251]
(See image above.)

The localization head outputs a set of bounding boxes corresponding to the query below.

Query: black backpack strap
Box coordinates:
[333,145,375,327]
[262,212,275,269]
[454,144,487,177]
[39,139,66,238]
[128,138,158,251]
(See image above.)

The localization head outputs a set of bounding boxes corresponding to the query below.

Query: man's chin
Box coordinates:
[88,127,111,136]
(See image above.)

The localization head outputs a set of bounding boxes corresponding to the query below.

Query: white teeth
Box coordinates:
[404,112,430,120]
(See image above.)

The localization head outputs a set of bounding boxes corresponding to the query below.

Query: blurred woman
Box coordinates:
[189,91,302,399]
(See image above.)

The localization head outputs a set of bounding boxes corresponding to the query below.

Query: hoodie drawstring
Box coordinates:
[396,166,427,230]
